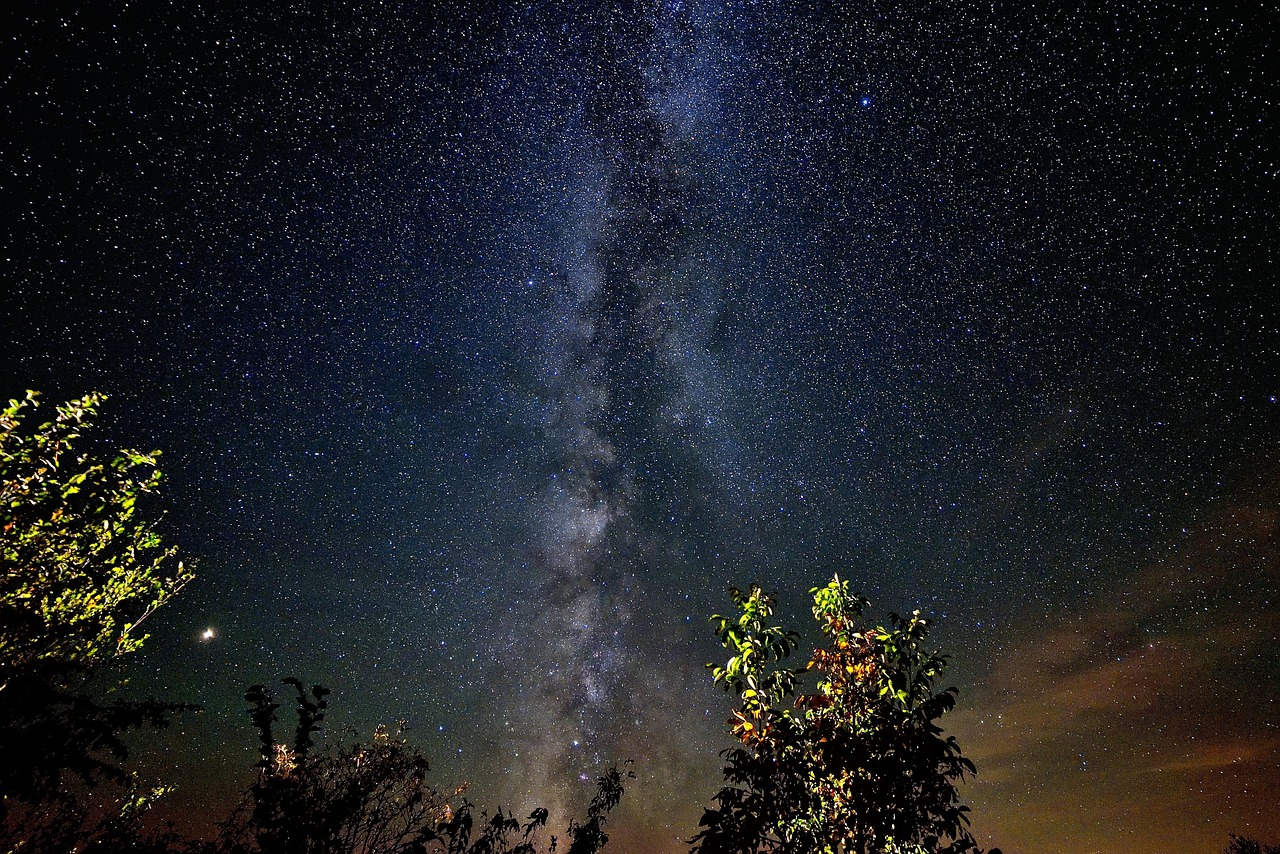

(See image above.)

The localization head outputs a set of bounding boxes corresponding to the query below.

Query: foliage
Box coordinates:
[561,761,629,854]
[0,390,193,683]
[1226,836,1280,854]
[693,577,994,854]
[216,679,630,854]
[0,390,196,843]
[0,673,188,812]
[2,769,178,854]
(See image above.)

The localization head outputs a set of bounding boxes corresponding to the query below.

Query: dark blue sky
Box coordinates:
[3,1,1277,851]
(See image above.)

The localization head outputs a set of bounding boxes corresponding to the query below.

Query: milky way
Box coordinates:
[491,1,722,820]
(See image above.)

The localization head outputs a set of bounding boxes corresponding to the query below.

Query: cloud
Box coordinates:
[1147,739,1280,775]
[954,486,1280,853]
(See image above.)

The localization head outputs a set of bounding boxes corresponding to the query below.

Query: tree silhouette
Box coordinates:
[1225,836,1280,854]
[0,390,196,847]
[216,679,630,854]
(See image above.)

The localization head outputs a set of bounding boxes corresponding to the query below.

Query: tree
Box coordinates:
[1225,836,1280,854]
[0,391,193,681]
[693,577,993,854]
[0,390,195,838]
[216,678,630,854]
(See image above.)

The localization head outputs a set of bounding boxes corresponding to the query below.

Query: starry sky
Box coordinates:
[2,1,1277,852]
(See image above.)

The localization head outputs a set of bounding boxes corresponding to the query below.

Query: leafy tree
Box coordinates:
[0,391,193,680]
[0,390,195,839]
[693,577,994,854]
[216,679,630,854]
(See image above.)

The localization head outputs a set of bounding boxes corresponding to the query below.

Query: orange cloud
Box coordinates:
[954,494,1280,854]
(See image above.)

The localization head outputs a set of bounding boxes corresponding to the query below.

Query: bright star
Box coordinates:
[200,627,216,642]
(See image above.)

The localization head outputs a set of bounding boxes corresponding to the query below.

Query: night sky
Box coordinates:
[3,1,1277,852]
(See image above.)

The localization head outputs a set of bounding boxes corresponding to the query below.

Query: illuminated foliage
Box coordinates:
[0,390,195,843]
[694,577,995,854]
[0,390,192,682]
